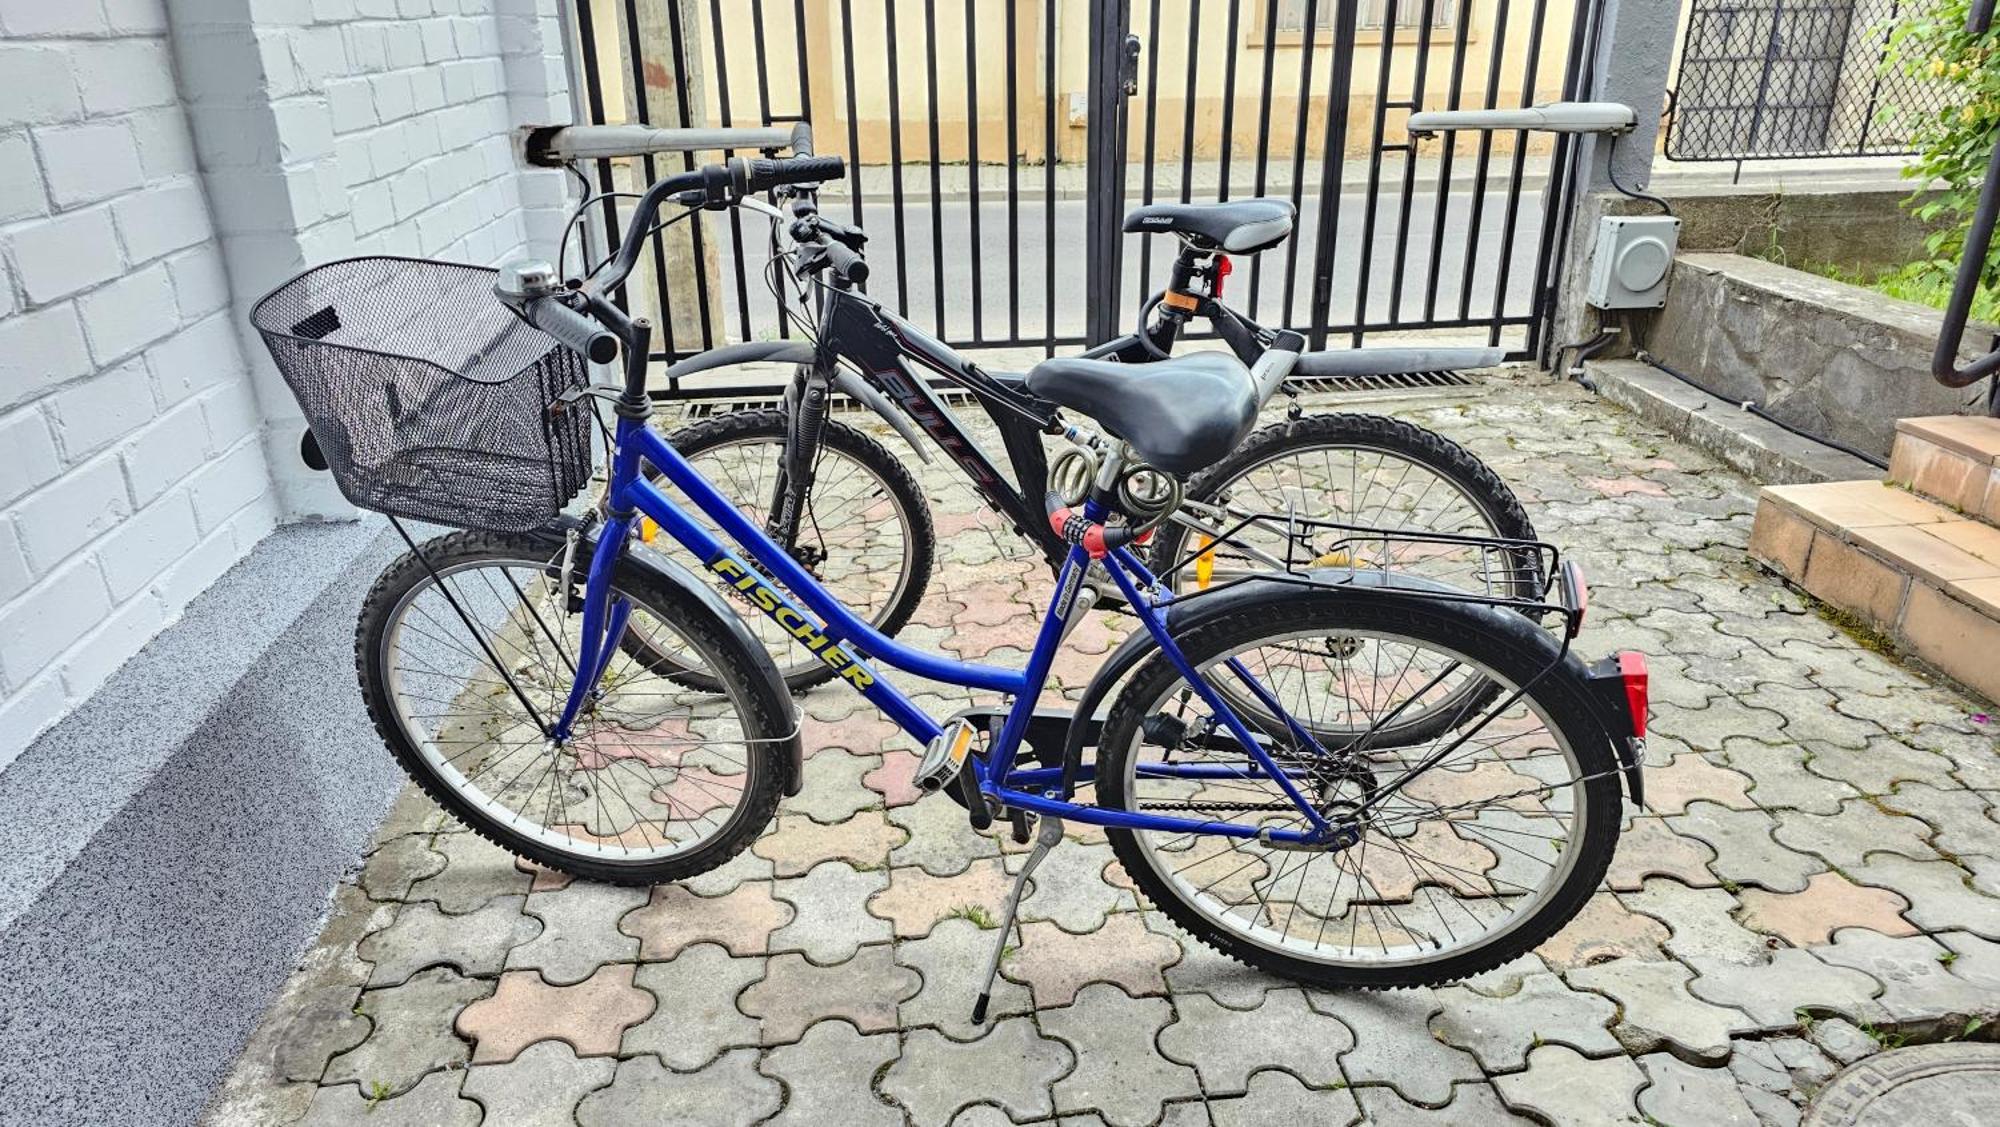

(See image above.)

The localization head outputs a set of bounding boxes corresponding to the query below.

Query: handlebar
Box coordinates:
[521,293,620,364]
[743,155,846,194]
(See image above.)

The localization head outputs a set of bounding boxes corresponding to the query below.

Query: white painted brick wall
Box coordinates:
[0,0,574,766]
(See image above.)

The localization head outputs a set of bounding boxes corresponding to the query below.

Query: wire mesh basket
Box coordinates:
[252,256,596,532]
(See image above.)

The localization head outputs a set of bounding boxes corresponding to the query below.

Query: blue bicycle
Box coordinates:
[253,139,1649,994]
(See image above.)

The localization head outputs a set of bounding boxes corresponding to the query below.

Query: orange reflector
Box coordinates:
[639,517,660,543]
[1195,534,1215,590]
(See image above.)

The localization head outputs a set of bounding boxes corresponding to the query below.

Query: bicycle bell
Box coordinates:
[495,259,563,300]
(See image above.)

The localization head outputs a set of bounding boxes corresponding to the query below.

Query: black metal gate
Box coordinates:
[565,0,1598,368]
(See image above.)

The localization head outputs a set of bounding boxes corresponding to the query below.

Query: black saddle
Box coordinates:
[1121,198,1296,254]
[1024,352,1258,476]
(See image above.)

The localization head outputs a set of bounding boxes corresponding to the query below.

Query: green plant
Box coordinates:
[946,904,999,929]
[1886,2,2000,292]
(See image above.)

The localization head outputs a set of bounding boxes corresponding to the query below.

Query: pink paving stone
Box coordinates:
[621,883,793,959]
[1737,871,1917,947]
[1587,476,1670,498]
[802,711,906,757]
[653,766,742,820]
[1645,754,1755,815]
[1536,892,1671,968]
[941,616,1044,660]
[864,750,924,808]
[866,858,1014,938]
[1356,822,1499,900]
[1003,913,1181,1007]
[1605,818,1719,892]
[454,964,654,1063]
[946,577,1035,626]
[514,856,574,893]
[751,811,908,877]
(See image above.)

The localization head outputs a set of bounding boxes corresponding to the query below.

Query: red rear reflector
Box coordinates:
[1618,651,1649,739]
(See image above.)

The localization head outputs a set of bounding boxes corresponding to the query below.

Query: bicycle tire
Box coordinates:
[1096,591,1622,989]
[633,408,935,692]
[356,529,794,885]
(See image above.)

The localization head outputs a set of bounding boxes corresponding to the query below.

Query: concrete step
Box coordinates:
[1751,478,2000,703]
[1891,415,2000,523]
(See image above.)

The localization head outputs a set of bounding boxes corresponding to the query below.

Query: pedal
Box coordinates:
[915,717,977,793]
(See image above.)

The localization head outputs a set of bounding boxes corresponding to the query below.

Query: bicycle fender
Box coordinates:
[658,340,814,382]
[831,367,933,463]
[621,538,806,797]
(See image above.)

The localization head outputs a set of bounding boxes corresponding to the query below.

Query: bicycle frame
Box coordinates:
[554,410,1341,848]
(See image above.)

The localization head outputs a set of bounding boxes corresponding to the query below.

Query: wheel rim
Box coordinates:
[645,432,919,679]
[380,554,764,863]
[1118,627,1590,970]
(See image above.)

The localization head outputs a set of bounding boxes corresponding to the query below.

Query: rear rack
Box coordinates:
[1155,506,1586,636]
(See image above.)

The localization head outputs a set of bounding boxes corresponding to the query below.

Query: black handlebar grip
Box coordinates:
[788,122,815,157]
[525,296,619,364]
[823,238,869,284]
[743,155,846,194]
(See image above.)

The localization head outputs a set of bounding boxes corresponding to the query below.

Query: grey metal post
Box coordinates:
[1084,0,1133,346]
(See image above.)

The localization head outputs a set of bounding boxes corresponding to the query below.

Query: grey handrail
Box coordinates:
[1931,0,1999,388]
[1407,102,1637,137]
[523,123,804,166]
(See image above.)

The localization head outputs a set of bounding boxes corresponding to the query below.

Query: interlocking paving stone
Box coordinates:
[1814,927,1979,1024]
[1686,948,1881,1029]
[1620,878,1774,965]
[454,964,654,1064]
[622,944,764,1068]
[1003,912,1180,1007]
[881,1018,1073,1123]
[1040,983,1201,1127]
[621,882,791,958]
[1312,987,1483,1106]
[1430,971,1620,1070]
[1491,1044,1647,1125]
[889,797,1004,876]
[461,1040,616,1127]
[678,846,777,896]
[770,860,893,963]
[1203,1069,1360,1126]
[1761,684,1883,751]
[1014,840,1137,933]
[1535,891,1671,968]
[1566,957,1753,1061]
[1802,738,1959,795]
[867,857,1014,938]
[896,916,1034,1039]
[785,748,881,823]
[502,884,648,985]
[296,1073,481,1127]
[1736,872,1916,947]
[1649,696,1788,754]
[1768,799,1936,871]
[1350,1083,1528,1125]
[1158,988,1353,1093]
[575,1048,781,1126]
[1604,817,1720,891]
[1725,741,1862,815]
[1636,1052,1761,1127]
[1849,854,2000,939]
[862,750,923,808]
[801,710,907,757]
[406,830,535,913]
[757,1020,903,1127]
[1805,1016,1883,1066]
[357,835,447,901]
[738,943,918,1042]
[324,967,493,1095]
[751,810,908,876]
[1645,753,1756,814]
[1879,782,2000,858]
[515,856,573,893]
[1730,1035,1835,1121]
[1667,801,1826,893]
[357,895,541,987]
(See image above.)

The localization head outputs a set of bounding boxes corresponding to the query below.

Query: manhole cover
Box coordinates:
[1805,1044,2000,1126]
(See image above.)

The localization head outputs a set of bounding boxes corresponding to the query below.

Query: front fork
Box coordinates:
[769,363,831,555]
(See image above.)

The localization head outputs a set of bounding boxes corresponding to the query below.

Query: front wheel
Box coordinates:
[1096,592,1623,989]
[356,530,795,885]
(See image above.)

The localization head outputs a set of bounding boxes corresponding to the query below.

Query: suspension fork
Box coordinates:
[769,362,832,552]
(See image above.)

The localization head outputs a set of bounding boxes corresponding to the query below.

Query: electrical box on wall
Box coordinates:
[1586,215,1680,309]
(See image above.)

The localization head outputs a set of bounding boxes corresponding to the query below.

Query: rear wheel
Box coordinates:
[356,530,794,884]
[1096,592,1622,988]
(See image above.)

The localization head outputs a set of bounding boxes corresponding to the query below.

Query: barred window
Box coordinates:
[1276,0,1456,32]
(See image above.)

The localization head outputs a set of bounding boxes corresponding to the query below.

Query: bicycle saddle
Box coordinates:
[1025,352,1258,476]
[1121,198,1295,254]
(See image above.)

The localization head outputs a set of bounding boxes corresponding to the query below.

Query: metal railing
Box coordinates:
[1667,0,1951,162]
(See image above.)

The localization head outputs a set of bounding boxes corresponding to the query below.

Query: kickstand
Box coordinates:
[971,814,1064,1025]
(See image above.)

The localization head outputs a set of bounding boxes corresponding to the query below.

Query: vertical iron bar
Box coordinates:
[1085,0,1133,346]
[1386,0,1436,324]
[1485,0,1549,347]
[1006,0,1022,341]
[707,0,755,345]
[839,0,866,229]
[664,0,717,352]
[1526,0,1598,364]
[1454,0,1510,323]
[965,0,986,342]
[1279,0,1321,329]
[618,0,682,357]
[1218,0,1242,201]
[570,1,626,310]
[1305,0,1358,348]
[1350,0,1399,344]
[885,0,913,315]
[1422,0,1476,321]
[1137,0,1164,301]
[1245,0,1281,321]
[1177,0,1202,204]
[924,2,947,335]
[791,0,813,120]
[1044,0,1057,355]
